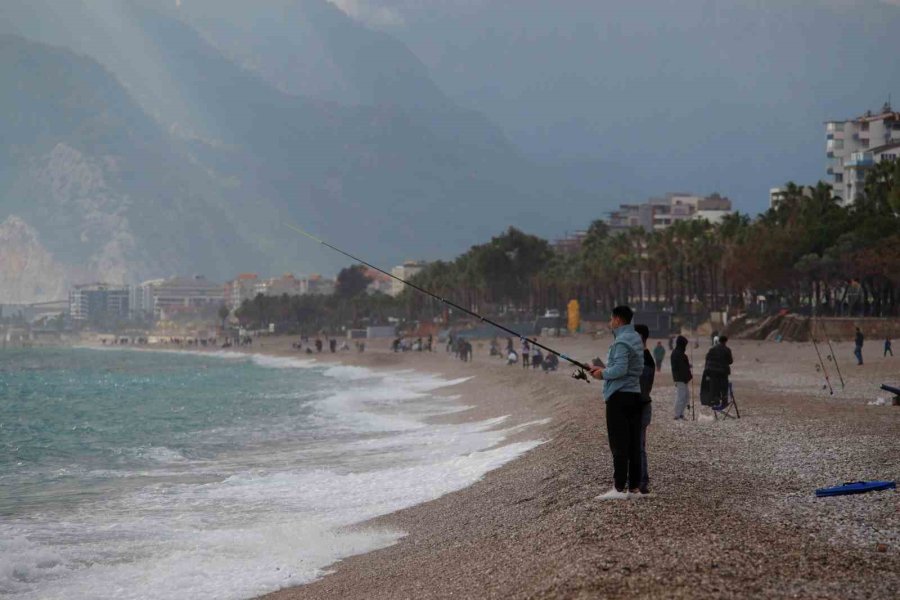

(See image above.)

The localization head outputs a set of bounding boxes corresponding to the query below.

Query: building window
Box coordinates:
[835,173,844,183]
[882,153,896,162]
[861,122,870,131]
[860,139,869,148]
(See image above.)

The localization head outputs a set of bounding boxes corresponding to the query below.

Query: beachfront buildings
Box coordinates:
[553,231,589,255]
[826,102,900,203]
[140,276,224,320]
[769,186,815,209]
[607,193,733,233]
[224,274,259,310]
[69,283,130,322]
[223,273,337,308]
[390,261,427,296]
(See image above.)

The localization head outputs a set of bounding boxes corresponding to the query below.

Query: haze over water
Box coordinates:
[0,348,539,600]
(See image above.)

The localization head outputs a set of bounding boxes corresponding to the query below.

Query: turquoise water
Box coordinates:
[1,348,329,515]
[0,347,540,600]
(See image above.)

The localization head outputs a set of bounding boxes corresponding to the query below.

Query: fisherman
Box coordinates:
[886,337,893,357]
[854,327,864,365]
[521,339,531,369]
[634,323,655,494]
[329,338,337,353]
[670,335,692,420]
[532,347,544,369]
[652,340,665,373]
[315,337,323,353]
[702,335,733,408]
[590,306,645,499]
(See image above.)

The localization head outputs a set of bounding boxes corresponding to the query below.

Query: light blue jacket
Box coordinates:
[602,323,644,401]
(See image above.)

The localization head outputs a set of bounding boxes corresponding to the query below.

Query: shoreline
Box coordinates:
[67,335,900,597]
[238,335,899,599]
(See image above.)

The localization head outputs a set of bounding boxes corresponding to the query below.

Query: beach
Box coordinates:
[244,334,900,600]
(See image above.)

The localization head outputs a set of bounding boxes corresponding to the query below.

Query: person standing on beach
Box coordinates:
[854,328,864,365]
[521,339,530,369]
[702,336,733,408]
[634,324,654,494]
[653,341,665,373]
[886,338,893,357]
[670,335,692,420]
[590,305,645,499]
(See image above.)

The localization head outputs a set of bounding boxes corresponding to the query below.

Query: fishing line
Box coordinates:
[287,224,594,382]
[809,319,834,395]
[817,316,845,390]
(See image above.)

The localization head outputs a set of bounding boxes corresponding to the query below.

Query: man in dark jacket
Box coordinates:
[670,335,692,419]
[634,324,654,493]
[701,335,733,408]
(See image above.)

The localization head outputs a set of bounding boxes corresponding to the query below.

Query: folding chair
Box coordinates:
[713,382,741,420]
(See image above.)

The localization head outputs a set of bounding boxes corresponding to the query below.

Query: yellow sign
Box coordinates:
[567,299,580,333]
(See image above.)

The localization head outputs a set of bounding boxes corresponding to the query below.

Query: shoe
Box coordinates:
[637,486,652,496]
[595,488,629,500]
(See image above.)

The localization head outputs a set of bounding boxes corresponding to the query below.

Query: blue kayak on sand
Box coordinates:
[815,481,896,497]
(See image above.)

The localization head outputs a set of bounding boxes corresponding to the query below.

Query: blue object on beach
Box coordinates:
[815,481,896,497]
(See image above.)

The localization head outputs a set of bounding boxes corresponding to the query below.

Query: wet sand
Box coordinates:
[242,334,899,599]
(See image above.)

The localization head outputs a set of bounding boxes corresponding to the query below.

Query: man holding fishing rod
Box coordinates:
[288,225,650,499]
[590,306,646,499]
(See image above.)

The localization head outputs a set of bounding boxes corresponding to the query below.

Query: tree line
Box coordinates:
[237,158,900,332]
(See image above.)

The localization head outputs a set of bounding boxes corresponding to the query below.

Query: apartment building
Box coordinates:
[69,283,130,322]
[608,192,733,233]
[826,102,900,203]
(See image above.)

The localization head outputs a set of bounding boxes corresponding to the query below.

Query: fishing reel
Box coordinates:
[571,368,591,383]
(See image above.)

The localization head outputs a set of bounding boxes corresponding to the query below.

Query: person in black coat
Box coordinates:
[701,335,733,408]
[634,324,654,494]
[670,335,692,419]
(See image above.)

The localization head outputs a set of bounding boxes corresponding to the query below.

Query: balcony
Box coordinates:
[844,152,874,168]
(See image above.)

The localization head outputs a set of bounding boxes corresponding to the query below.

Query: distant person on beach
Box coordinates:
[521,339,530,369]
[634,323,654,494]
[542,352,559,372]
[886,338,893,357]
[653,341,665,372]
[507,349,518,365]
[329,338,337,353]
[532,348,543,369]
[315,338,323,353]
[671,335,692,420]
[701,336,733,408]
[590,305,645,499]
[854,328,864,365]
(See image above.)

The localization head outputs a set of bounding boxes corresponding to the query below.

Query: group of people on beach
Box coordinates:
[590,305,734,499]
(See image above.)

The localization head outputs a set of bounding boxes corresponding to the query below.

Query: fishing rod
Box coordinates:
[287,224,594,382]
[816,315,845,390]
[809,319,834,395]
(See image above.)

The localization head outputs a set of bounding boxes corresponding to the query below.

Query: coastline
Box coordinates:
[70,334,900,598]
[230,335,899,600]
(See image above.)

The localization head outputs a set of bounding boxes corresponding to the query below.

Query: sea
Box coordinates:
[0,347,542,600]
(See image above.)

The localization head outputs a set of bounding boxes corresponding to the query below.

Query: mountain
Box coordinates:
[0,33,277,301]
[0,2,596,302]
[356,0,900,212]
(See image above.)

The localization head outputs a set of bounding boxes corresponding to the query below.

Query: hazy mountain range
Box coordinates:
[1,0,898,302]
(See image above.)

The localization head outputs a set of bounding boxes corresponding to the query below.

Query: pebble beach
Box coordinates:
[242,334,900,599]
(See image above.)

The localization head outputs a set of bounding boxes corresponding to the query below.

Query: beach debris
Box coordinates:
[815,480,896,497]
[875,543,888,553]
[868,397,887,406]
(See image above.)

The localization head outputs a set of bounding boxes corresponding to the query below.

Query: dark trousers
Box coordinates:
[606,391,643,491]
[639,401,652,489]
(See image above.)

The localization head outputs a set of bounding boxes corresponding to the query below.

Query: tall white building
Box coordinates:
[826,103,900,203]
[390,261,427,296]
